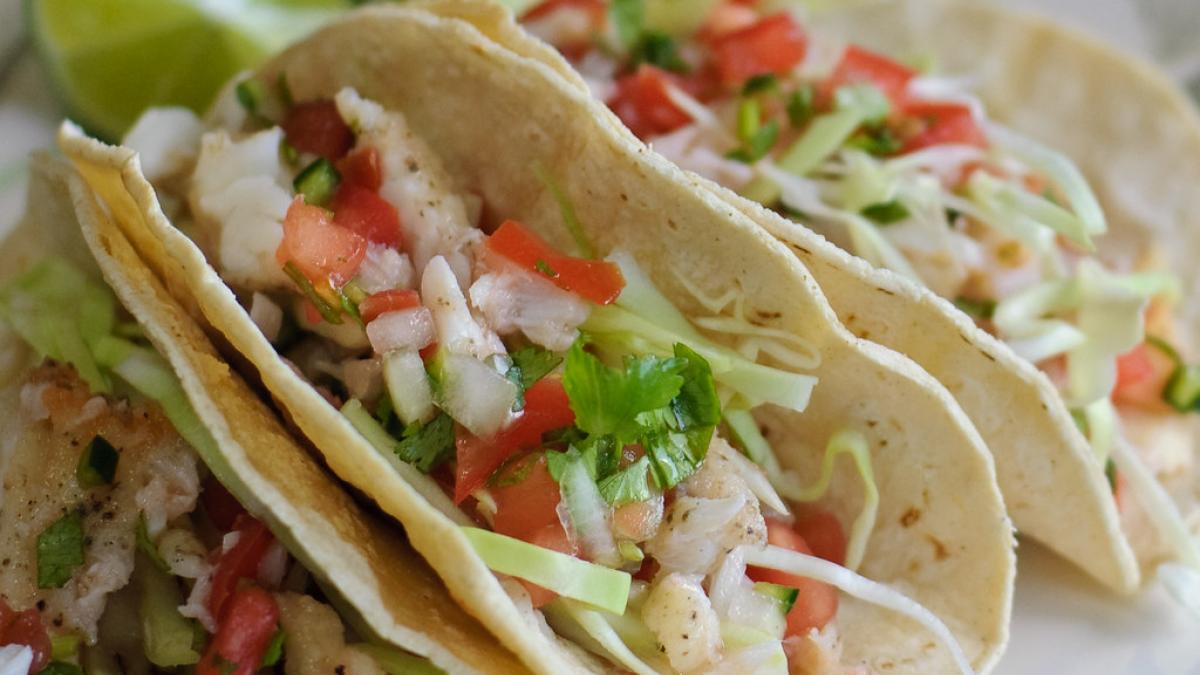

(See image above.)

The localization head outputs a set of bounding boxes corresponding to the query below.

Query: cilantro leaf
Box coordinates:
[598,456,653,506]
[631,32,687,72]
[563,340,686,443]
[38,511,85,588]
[860,200,910,225]
[511,347,563,391]
[671,342,721,437]
[644,430,702,489]
[786,85,815,128]
[547,436,619,483]
[396,414,455,473]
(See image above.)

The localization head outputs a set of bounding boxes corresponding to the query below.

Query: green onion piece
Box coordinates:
[76,435,119,488]
[953,296,997,320]
[37,512,85,589]
[534,259,558,278]
[279,138,300,166]
[460,527,631,614]
[49,634,81,661]
[728,101,779,164]
[139,552,201,667]
[844,125,901,156]
[38,663,82,675]
[1145,334,1183,364]
[753,581,799,613]
[293,158,341,207]
[136,514,169,573]
[260,630,286,668]
[1104,457,1117,494]
[609,0,644,50]
[1165,364,1200,413]
[282,262,343,325]
[631,32,686,72]
[354,644,446,675]
[235,79,267,116]
[786,85,814,128]
[534,164,595,259]
[860,200,910,225]
[742,74,778,96]
[737,99,761,142]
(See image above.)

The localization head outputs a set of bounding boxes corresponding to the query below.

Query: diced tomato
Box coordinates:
[196,586,280,675]
[201,476,246,533]
[486,220,625,305]
[608,65,693,140]
[900,102,988,154]
[489,454,566,541]
[207,515,276,622]
[709,13,807,86]
[337,147,382,191]
[821,45,916,108]
[1113,341,1174,410]
[518,523,577,608]
[454,378,576,503]
[301,301,324,326]
[359,289,421,324]
[419,341,439,363]
[276,197,367,287]
[331,185,403,249]
[282,100,354,161]
[0,602,50,675]
[747,518,839,637]
[791,509,847,567]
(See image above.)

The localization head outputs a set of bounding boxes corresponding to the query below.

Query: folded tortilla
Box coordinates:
[58,3,1016,672]
[0,154,529,673]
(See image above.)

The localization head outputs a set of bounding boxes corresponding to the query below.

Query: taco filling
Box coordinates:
[0,260,434,675]
[518,0,1200,576]
[119,75,974,673]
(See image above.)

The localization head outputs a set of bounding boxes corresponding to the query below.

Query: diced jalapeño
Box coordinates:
[293,158,341,207]
[77,435,119,488]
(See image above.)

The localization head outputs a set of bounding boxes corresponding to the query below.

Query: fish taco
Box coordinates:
[0,155,531,674]
[509,0,1200,594]
[60,3,1014,673]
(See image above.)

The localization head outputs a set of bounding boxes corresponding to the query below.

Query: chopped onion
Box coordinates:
[739,545,975,675]
[421,255,503,359]
[357,244,415,294]
[434,352,517,437]
[256,540,289,588]
[0,645,33,675]
[559,454,622,568]
[367,307,435,354]
[249,292,283,343]
[383,350,434,426]
[469,267,589,352]
[341,356,384,403]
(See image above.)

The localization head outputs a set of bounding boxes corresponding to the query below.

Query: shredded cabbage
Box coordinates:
[547,600,660,675]
[1110,434,1200,569]
[739,545,975,675]
[724,409,783,475]
[773,430,877,571]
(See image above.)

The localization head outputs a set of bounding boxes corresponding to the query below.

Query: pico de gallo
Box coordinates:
[0,260,434,675]
[520,0,1200,579]
[119,72,974,672]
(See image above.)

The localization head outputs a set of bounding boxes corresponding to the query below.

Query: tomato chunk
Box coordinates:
[709,13,807,86]
[454,378,576,503]
[791,509,847,567]
[822,45,916,108]
[331,185,403,248]
[0,602,50,675]
[282,100,354,161]
[337,147,382,191]
[608,65,693,140]
[486,220,625,305]
[521,0,605,23]
[900,102,987,154]
[277,197,367,287]
[747,519,839,637]
[197,586,280,675]
[359,289,421,324]
[1113,341,1174,410]
[201,476,246,533]
[207,515,275,622]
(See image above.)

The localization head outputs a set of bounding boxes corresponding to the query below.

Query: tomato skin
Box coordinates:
[277,197,367,287]
[207,515,275,622]
[709,13,807,86]
[331,185,403,249]
[359,289,421,324]
[0,603,51,675]
[454,378,576,503]
[486,220,625,305]
[608,65,693,140]
[283,100,354,161]
[197,586,280,675]
[337,147,382,191]
[822,45,916,107]
[747,519,839,637]
[201,476,246,533]
[900,102,988,154]
[791,510,847,567]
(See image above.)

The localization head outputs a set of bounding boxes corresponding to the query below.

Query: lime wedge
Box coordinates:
[29,0,353,140]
